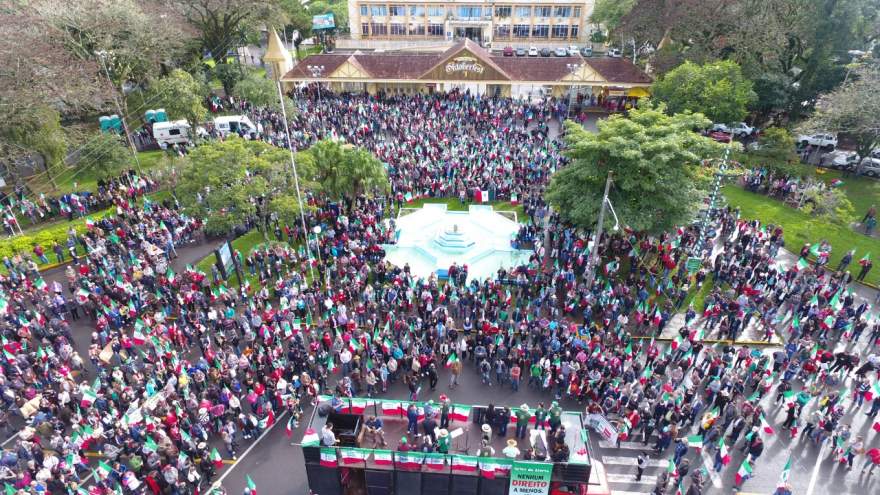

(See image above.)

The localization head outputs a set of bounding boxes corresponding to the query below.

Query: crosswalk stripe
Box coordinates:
[599,440,653,450]
[602,456,669,468]
[605,473,658,485]
[610,491,654,495]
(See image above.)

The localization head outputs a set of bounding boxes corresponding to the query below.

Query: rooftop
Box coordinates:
[282,39,652,85]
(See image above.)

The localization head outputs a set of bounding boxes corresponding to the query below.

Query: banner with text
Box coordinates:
[508,461,553,495]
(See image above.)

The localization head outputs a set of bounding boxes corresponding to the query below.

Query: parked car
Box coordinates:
[711,122,755,138]
[554,47,568,57]
[528,46,538,57]
[708,131,732,143]
[568,45,579,56]
[515,47,527,57]
[821,150,858,170]
[607,48,622,58]
[860,157,880,177]
[540,48,552,57]
[797,133,837,150]
[580,46,593,57]
[502,46,514,57]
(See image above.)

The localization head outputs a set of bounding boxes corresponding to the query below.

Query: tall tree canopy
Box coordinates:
[651,60,757,124]
[596,0,880,121]
[295,139,389,202]
[146,70,209,127]
[36,0,191,88]
[800,66,880,174]
[173,0,285,62]
[545,106,726,233]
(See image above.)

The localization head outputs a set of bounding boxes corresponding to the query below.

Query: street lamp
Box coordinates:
[307,65,326,133]
[307,65,326,101]
[566,63,583,119]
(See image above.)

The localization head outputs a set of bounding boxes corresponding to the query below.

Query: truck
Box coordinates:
[213,115,258,138]
[710,122,755,138]
[152,120,193,149]
[796,133,837,150]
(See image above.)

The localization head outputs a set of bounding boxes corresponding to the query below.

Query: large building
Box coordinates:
[281,39,650,104]
[345,1,597,50]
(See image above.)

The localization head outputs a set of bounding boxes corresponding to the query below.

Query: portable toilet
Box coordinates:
[145,109,157,123]
[155,108,167,122]
[108,115,123,133]
[99,116,112,132]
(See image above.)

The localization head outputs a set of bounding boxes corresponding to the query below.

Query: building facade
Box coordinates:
[282,40,650,106]
[346,0,596,48]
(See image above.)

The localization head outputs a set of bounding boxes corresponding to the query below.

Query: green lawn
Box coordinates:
[294,45,323,60]
[400,198,527,223]
[30,150,169,196]
[194,230,286,289]
[811,167,880,222]
[722,185,878,286]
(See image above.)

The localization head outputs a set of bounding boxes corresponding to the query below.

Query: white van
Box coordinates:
[153,120,193,149]
[214,115,257,138]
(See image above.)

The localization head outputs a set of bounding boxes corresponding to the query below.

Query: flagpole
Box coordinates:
[275,81,315,281]
[585,172,613,289]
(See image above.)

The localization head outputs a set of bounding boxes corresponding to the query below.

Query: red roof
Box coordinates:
[281,41,651,85]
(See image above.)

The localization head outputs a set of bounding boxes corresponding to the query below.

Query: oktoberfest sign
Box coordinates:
[509,461,553,495]
[445,57,485,75]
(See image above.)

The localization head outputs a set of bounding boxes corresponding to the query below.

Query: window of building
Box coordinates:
[494,25,511,38]
[370,5,387,16]
[571,25,579,38]
[573,7,582,17]
[390,23,406,35]
[389,5,405,16]
[514,6,530,17]
[457,6,481,18]
[362,23,370,36]
[409,23,426,35]
[360,5,368,16]
[551,25,569,38]
[513,24,530,38]
[427,6,444,16]
[535,6,551,18]
[554,6,571,17]
[371,22,388,35]
[410,5,425,16]
[427,23,444,36]
[532,24,549,38]
[494,6,511,17]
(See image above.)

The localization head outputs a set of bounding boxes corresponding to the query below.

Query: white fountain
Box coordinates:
[383,204,533,280]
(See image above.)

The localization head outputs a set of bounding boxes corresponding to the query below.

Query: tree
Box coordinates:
[801,66,880,175]
[651,60,757,124]
[0,106,67,189]
[213,63,245,95]
[177,139,310,237]
[174,0,285,63]
[36,0,190,87]
[545,105,727,233]
[590,0,636,31]
[233,73,293,113]
[147,70,209,127]
[77,132,132,180]
[296,140,389,202]
[279,0,314,49]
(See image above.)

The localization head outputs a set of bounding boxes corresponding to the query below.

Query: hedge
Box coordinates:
[0,208,115,267]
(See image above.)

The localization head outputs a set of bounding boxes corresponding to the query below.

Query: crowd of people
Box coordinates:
[2,173,158,237]
[0,89,877,495]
